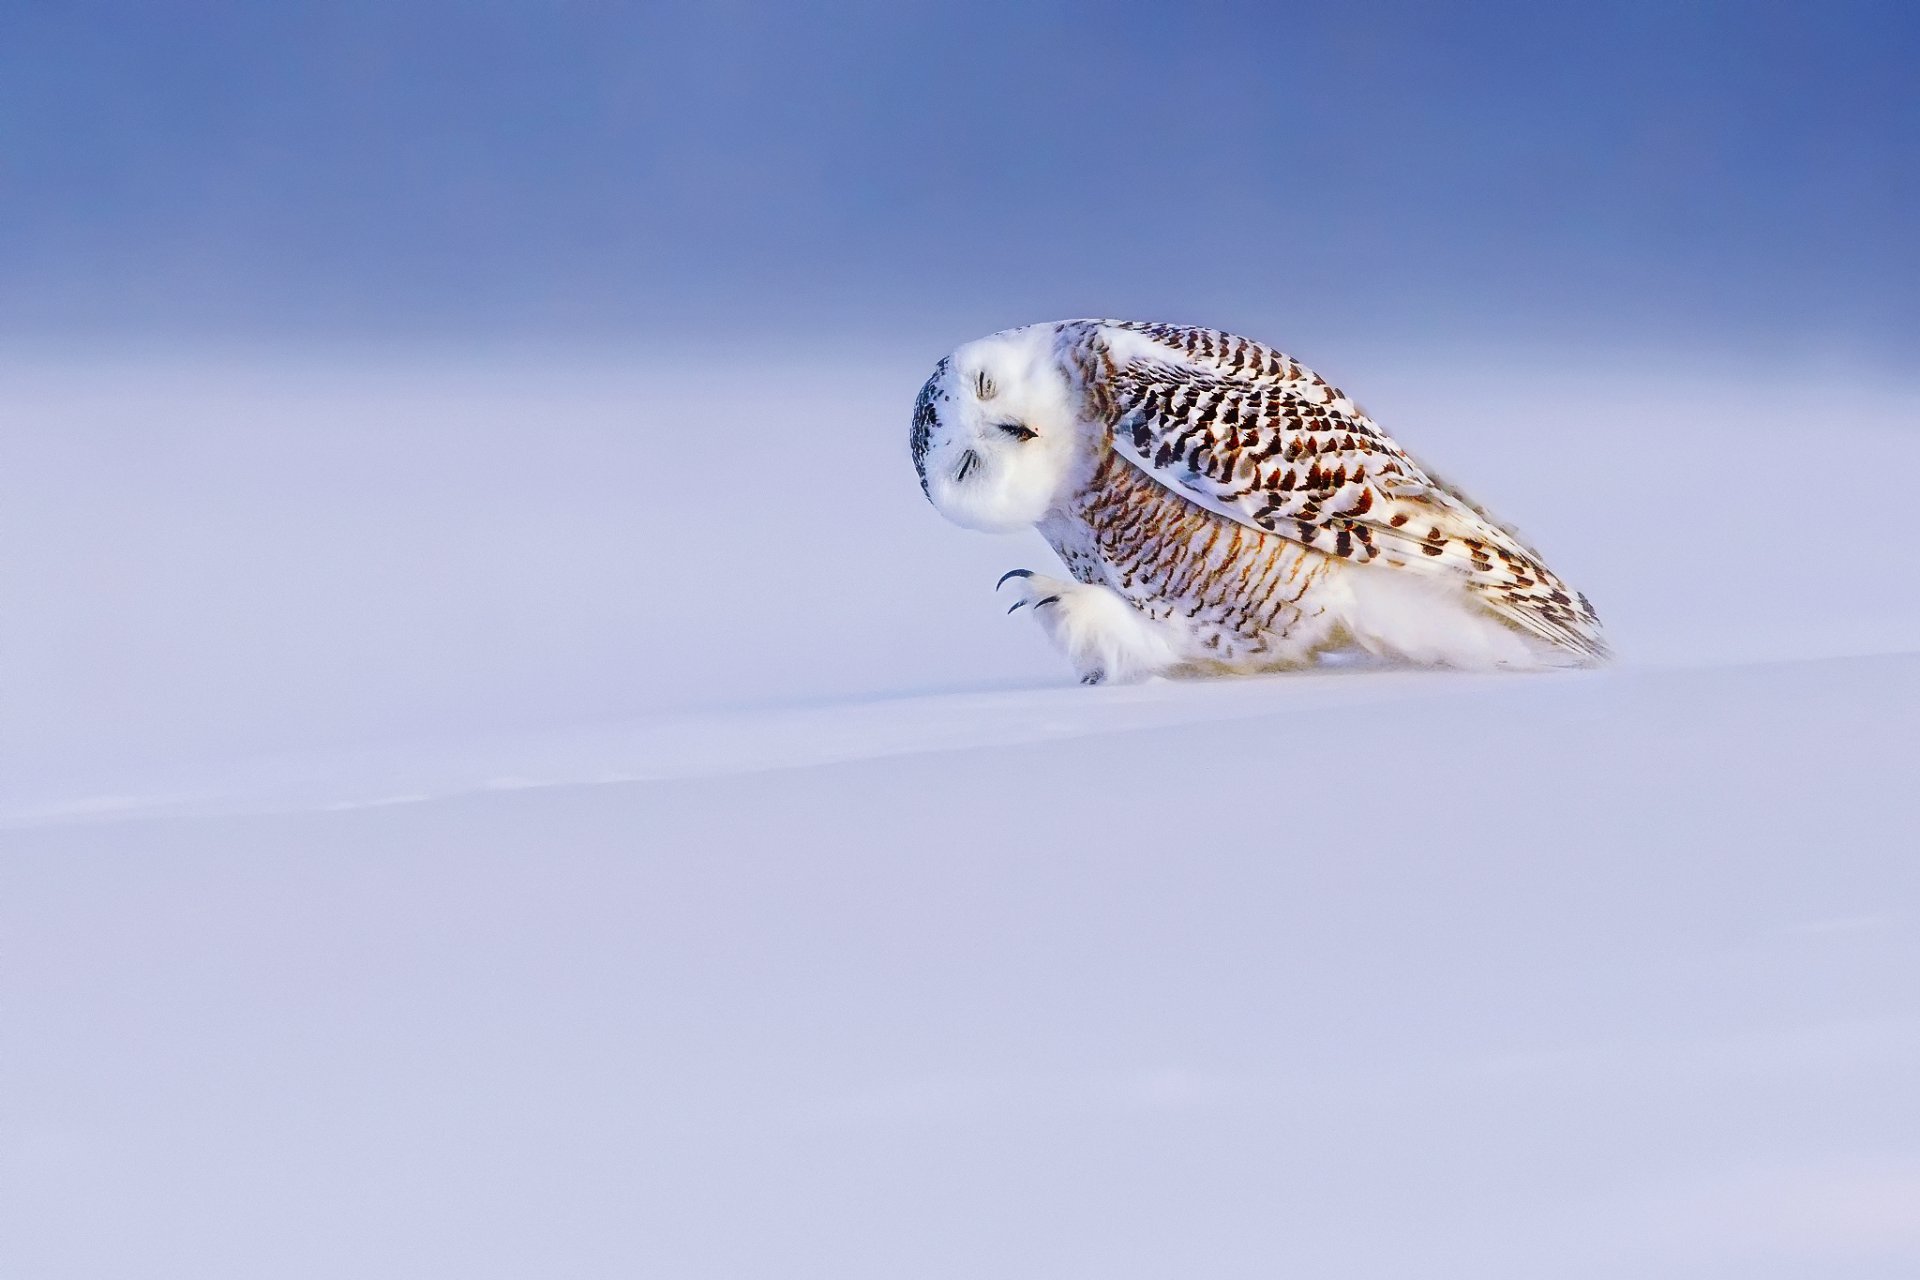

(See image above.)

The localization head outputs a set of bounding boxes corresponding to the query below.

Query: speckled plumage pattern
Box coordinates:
[1039,450,1341,668]
[1089,322,1605,659]
[911,320,1607,682]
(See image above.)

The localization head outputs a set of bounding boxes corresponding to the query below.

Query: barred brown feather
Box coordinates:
[1084,321,1608,662]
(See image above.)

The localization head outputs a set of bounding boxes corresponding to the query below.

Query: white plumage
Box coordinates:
[910,320,1607,684]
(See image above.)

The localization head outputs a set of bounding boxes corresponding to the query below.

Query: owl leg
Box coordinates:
[996,570,1179,685]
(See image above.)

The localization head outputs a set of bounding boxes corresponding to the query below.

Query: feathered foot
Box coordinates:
[996,569,1180,686]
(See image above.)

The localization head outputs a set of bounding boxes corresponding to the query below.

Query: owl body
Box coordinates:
[1038,447,1346,669]
[911,320,1606,684]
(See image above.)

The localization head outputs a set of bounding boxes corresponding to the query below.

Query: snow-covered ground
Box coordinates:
[4,346,1918,1277]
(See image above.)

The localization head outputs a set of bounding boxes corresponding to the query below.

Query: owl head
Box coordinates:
[910,323,1092,533]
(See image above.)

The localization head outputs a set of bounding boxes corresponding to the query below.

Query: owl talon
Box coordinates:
[1006,592,1060,613]
[1080,670,1106,686]
[996,568,1034,589]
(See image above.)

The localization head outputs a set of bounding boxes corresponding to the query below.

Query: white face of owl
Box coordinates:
[910,325,1087,533]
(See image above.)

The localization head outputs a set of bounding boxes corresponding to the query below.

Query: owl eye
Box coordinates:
[975,370,996,399]
[997,421,1038,442]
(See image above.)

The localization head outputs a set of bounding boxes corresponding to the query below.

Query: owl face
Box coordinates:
[910,325,1087,533]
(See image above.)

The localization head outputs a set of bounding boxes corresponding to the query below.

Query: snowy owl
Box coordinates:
[910,320,1606,684]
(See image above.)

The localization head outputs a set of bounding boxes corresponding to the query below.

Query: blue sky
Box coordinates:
[3,0,1915,356]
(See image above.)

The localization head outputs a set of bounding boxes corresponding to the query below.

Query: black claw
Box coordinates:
[1080,670,1106,685]
[1006,599,1027,614]
[996,568,1033,589]
[1033,595,1060,609]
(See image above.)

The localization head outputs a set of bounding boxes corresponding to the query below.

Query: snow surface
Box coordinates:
[4,348,1919,1278]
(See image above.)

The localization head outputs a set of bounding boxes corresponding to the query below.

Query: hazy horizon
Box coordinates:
[5,1,1916,365]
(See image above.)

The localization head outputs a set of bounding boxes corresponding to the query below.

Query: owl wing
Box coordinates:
[1088,321,1607,661]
